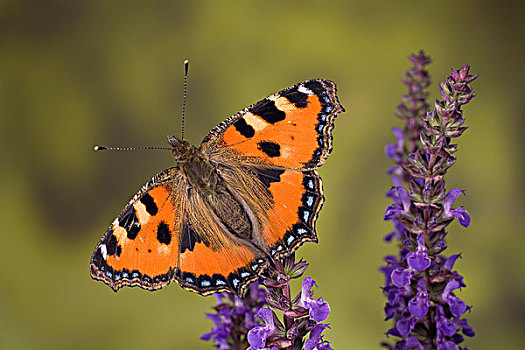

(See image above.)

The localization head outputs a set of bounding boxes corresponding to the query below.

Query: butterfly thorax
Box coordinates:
[168,135,217,193]
[168,135,252,238]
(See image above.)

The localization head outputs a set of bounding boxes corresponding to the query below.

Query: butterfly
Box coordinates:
[90,79,344,295]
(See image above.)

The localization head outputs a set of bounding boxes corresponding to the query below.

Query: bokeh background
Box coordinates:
[1,1,524,349]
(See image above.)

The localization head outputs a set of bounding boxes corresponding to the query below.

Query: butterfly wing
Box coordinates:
[90,167,184,291]
[250,167,324,259]
[200,79,344,170]
[199,80,344,260]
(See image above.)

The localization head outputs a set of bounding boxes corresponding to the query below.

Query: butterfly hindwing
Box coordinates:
[201,79,344,170]
[249,167,324,259]
[174,221,268,295]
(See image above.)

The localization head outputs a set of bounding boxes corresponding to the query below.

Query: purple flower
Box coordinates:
[406,336,424,349]
[304,324,333,350]
[300,277,331,322]
[391,267,412,287]
[406,234,431,271]
[442,280,467,317]
[408,279,429,318]
[443,189,471,227]
[381,52,476,349]
[396,315,416,337]
[436,305,457,337]
[247,308,276,349]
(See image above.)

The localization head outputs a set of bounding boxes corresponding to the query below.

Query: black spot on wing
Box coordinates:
[180,223,209,253]
[281,87,309,108]
[303,80,324,94]
[233,117,255,138]
[119,207,141,240]
[258,141,281,157]
[140,193,158,216]
[92,248,104,266]
[157,221,171,245]
[252,167,284,188]
[105,231,118,255]
[250,99,286,124]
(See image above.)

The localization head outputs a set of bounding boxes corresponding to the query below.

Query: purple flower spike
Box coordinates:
[381,52,476,348]
[247,308,276,349]
[406,234,431,271]
[301,277,331,322]
[408,279,429,318]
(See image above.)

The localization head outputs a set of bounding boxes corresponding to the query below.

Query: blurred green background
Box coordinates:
[1,1,524,349]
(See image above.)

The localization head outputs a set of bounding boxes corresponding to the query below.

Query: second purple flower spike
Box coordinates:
[381,51,477,349]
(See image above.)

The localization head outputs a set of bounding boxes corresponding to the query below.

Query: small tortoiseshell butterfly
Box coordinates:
[90,78,344,295]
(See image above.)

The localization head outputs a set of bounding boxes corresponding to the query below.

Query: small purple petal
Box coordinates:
[437,339,459,350]
[301,277,316,300]
[443,189,466,218]
[449,297,467,317]
[256,308,275,328]
[443,280,460,296]
[408,279,429,318]
[305,324,331,350]
[451,207,471,227]
[406,336,424,350]
[391,268,412,287]
[386,142,397,159]
[436,306,457,337]
[396,316,416,337]
[406,234,431,271]
[301,277,331,322]
[392,127,404,147]
[306,298,331,322]
[247,326,270,349]
[459,319,475,337]
[444,254,461,270]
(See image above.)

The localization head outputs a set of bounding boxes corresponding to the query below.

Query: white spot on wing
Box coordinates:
[244,113,269,131]
[298,84,314,95]
[201,280,211,287]
[297,227,308,235]
[134,201,151,226]
[100,244,107,260]
[303,210,310,222]
[306,196,314,207]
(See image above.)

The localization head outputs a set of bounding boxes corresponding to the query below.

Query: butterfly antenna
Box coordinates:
[94,145,172,151]
[181,59,189,141]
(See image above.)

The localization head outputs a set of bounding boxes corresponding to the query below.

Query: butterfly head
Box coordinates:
[167,135,196,163]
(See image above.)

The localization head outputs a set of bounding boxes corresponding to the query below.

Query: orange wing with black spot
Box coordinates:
[200,79,344,170]
[90,168,183,291]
